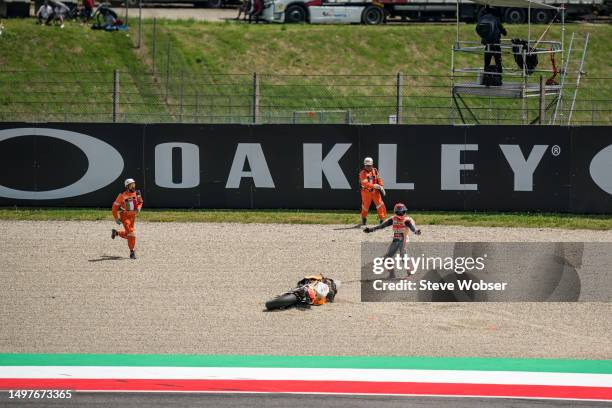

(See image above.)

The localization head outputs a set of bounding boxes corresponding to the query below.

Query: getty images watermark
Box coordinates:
[371,252,508,292]
[361,242,611,302]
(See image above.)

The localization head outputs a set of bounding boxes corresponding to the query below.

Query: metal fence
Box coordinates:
[0,70,610,125]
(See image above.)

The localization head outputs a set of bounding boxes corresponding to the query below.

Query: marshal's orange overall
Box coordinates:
[359,166,386,222]
[112,190,143,251]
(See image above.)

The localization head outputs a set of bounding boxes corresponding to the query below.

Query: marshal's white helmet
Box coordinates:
[124,178,136,187]
[363,157,374,166]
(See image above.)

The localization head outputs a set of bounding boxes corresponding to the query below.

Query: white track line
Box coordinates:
[2,366,612,388]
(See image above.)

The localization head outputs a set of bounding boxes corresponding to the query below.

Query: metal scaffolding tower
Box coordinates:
[451,0,589,125]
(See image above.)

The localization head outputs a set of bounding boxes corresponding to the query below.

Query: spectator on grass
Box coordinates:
[91,3,122,30]
[248,0,263,23]
[235,0,251,21]
[50,0,70,28]
[37,0,55,25]
[83,0,95,22]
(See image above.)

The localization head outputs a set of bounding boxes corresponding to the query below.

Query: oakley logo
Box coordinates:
[590,144,612,196]
[0,128,124,200]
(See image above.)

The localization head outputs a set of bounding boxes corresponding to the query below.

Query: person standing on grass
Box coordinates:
[111,178,143,259]
[236,0,251,21]
[249,0,263,23]
[83,0,94,22]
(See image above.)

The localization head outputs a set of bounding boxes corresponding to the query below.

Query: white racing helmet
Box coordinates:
[124,178,136,187]
[363,157,374,166]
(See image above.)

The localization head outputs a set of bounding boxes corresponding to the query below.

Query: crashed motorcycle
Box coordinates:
[265,275,339,310]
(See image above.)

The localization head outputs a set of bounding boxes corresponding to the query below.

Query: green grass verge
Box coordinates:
[142,21,612,124]
[144,20,610,77]
[0,18,166,122]
[0,207,610,230]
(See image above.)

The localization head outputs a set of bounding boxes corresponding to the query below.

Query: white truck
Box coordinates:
[262,0,609,24]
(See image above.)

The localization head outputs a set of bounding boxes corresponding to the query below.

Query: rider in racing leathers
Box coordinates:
[364,203,421,276]
[296,275,338,305]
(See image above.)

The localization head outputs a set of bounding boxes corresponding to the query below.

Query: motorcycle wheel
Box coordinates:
[265,293,299,310]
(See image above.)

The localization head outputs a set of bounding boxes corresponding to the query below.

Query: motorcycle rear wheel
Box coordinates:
[265,293,299,310]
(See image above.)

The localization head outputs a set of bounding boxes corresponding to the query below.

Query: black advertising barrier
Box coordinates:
[0,123,610,213]
[569,126,612,213]
[0,124,144,207]
[142,124,359,209]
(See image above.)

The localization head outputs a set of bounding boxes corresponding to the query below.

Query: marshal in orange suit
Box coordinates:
[359,157,386,226]
[111,178,143,259]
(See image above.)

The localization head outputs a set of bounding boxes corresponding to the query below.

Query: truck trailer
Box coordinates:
[261,0,608,24]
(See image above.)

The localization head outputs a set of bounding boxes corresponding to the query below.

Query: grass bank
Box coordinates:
[0,18,166,122]
[1,18,609,124]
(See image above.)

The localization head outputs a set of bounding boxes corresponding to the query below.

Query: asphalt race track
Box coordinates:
[0,393,610,408]
[2,392,612,407]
